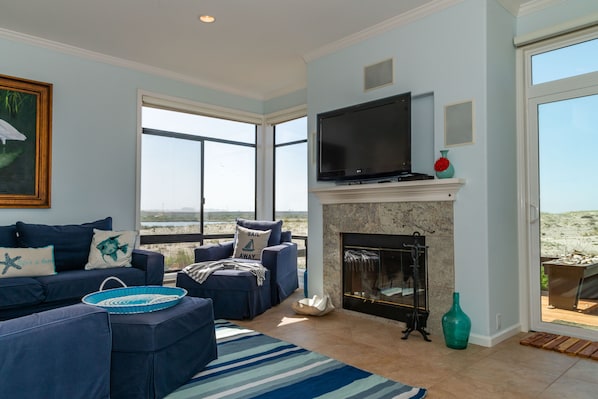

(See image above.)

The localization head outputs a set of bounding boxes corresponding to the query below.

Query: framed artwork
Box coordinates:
[0,74,52,208]
[444,100,474,147]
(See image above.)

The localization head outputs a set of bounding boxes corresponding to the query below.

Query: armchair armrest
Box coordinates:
[261,242,298,304]
[194,241,234,262]
[132,249,165,285]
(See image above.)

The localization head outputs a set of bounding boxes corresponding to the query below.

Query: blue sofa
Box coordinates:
[0,217,165,320]
[0,299,218,399]
[0,303,112,399]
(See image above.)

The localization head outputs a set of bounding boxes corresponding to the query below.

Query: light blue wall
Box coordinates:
[304,0,598,343]
[304,0,537,342]
[264,89,307,115]
[307,0,496,339]
[0,36,265,230]
[516,0,598,37]
[486,0,518,338]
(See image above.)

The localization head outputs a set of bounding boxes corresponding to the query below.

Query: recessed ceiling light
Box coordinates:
[199,15,215,23]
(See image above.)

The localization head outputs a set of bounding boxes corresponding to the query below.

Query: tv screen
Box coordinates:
[317,92,411,182]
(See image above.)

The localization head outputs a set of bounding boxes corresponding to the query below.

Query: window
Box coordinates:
[531,37,598,85]
[140,106,257,272]
[273,116,308,268]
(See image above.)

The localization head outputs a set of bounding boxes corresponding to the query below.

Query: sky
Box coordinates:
[141,108,307,213]
[534,37,598,213]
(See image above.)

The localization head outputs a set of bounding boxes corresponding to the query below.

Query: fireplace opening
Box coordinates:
[342,233,428,326]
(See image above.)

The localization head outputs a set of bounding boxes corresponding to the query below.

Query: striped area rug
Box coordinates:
[166,320,427,399]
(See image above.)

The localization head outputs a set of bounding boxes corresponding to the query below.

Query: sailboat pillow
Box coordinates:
[233,225,271,261]
[85,229,137,269]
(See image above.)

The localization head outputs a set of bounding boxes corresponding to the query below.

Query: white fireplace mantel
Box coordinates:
[311,178,465,204]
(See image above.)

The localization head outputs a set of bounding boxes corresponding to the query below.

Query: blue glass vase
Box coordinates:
[442,292,471,349]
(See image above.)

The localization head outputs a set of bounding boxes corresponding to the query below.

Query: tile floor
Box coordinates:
[235,290,598,398]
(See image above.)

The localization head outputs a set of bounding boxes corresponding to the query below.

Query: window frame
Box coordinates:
[516,25,598,337]
[137,94,261,271]
[271,115,308,269]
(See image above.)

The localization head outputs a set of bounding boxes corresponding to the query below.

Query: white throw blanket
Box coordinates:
[182,259,268,286]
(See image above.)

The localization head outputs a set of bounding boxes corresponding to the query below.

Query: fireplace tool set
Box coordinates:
[401,232,431,341]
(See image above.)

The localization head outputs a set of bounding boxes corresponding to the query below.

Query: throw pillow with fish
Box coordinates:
[85,229,137,270]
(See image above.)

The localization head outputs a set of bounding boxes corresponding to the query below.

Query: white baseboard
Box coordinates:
[469,323,522,347]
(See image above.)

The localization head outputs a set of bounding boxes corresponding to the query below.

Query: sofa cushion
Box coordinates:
[0,277,45,309]
[16,217,112,272]
[85,229,137,270]
[236,218,282,247]
[37,267,145,303]
[0,225,17,247]
[0,246,56,278]
[233,225,271,261]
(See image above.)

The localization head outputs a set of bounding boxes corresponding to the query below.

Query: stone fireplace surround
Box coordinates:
[312,179,464,335]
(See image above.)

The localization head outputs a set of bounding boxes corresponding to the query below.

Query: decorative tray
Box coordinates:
[82,277,187,314]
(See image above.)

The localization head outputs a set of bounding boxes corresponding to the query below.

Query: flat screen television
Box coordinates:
[317,92,411,182]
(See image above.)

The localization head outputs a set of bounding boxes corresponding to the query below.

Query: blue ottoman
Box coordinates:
[109,297,217,399]
[176,269,271,320]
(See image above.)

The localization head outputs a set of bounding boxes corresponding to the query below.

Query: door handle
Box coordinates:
[529,203,539,223]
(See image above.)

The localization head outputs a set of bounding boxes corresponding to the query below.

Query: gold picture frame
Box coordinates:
[0,74,52,208]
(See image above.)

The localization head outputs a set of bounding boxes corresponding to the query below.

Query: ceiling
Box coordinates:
[0,0,531,100]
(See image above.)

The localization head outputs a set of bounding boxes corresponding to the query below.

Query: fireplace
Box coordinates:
[342,232,428,326]
[312,180,463,335]
[319,202,457,335]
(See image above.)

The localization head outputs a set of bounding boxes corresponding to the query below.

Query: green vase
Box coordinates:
[441,292,471,349]
[435,149,454,179]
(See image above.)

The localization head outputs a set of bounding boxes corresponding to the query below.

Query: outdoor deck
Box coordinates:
[541,293,598,329]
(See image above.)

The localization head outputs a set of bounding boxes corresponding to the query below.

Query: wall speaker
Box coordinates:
[444,100,474,146]
[364,59,393,91]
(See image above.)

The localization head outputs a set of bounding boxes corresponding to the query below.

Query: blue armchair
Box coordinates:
[195,219,298,305]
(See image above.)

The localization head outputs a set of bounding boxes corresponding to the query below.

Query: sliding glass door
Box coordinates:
[524,29,598,339]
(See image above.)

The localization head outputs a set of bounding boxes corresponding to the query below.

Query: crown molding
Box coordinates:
[265,104,307,125]
[513,11,598,46]
[518,0,564,17]
[303,0,462,63]
[0,27,273,101]
[496,0,521,15]
[261,79,307,101]
[140,90,265,125]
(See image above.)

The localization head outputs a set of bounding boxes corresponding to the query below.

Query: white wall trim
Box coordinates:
[516,47,531,334]
[0,27,269,101]
[518,0,565,17]
[265,105,307,125]
[513,11,598,47]
[303,0,463,63]
[469,323,522,347]
[311,178,465,204]
[140,90,264,125]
